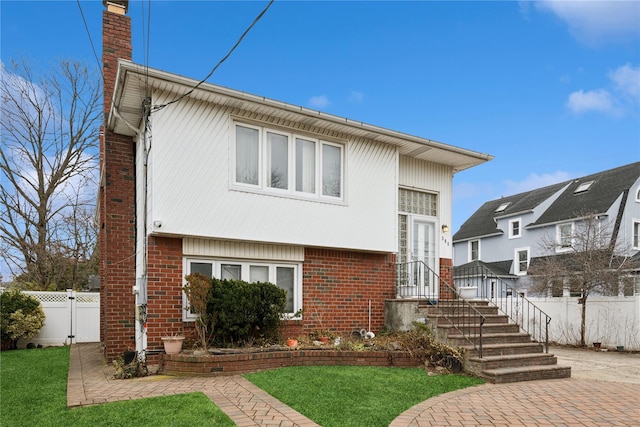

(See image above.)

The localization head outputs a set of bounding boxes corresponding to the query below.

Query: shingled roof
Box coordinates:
[453,162,640,242]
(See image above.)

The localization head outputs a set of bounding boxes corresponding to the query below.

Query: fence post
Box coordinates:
[67,289,76,344]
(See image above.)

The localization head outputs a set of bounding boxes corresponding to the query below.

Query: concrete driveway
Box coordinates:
[552,345,640,384]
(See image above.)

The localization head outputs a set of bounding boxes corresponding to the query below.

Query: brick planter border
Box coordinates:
[160,349,421,376]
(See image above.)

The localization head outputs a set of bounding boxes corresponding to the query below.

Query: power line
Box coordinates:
[152,0,275,113]
[76,0,104,84]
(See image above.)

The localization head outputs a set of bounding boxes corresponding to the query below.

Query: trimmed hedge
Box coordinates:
[208,278,286,346]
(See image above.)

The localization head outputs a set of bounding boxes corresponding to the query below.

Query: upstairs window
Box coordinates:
[514,248,529,275]
[233,122,344,201]
[633,220,640,249]
[557,223,573,251]
[509,219,521,239]
[469,240,480,261]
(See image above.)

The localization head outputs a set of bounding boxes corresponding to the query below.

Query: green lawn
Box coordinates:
[245,365,484,427]
[1,346,483,427]
[0,347,234,427]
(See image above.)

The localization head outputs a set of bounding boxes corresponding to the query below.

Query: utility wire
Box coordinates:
[152,0,275,113]
[76,0,104,84]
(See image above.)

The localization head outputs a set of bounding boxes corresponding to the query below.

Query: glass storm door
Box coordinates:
[411,219,436,298]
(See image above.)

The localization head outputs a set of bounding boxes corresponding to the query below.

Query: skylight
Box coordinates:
[495,202,510,213]
[574,180,594,194]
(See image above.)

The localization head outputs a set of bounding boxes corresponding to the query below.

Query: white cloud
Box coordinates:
[608,63,640,100]
[536,0,640,46]
[565,64,639,115]
[502,171,575,195]
[308,95,330,109]
[348,91,364,103]
[566,88,615,114]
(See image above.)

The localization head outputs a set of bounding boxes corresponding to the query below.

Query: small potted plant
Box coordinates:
[161,333,185,354]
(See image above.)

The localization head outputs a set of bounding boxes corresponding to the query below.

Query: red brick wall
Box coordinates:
[146,236,194,353]
[100,6,134,360]
[439,257,454,299]
[302,248,396,336]
[161,349,420,376]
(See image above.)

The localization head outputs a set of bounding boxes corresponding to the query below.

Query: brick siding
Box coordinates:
[100,7,135,360]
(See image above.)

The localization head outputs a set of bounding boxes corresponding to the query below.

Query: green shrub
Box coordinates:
[0,289,46,349]
[208,278,286,346]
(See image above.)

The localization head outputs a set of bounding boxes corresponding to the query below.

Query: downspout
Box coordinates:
[113,105,148,359]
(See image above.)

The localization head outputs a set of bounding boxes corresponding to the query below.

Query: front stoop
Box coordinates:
[421,300,571,383]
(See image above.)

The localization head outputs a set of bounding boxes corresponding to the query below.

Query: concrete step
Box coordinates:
[447,332,533,346]
[424,313,510,325]
[467,352,558,372]
[465,342,545,357]
[436,322,520,336]
[480,364,571,384]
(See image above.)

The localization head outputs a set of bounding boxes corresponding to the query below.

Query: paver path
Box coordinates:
[68,343,319,426]
[68,343,640,426]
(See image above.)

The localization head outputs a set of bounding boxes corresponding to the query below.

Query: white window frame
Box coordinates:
[556,222,574,252]
[231,121,345,203]
[514,247,530,276]
[469,239,480,261]
[183,257,302,321]
[509,218,522,239]
[633,219,640,250]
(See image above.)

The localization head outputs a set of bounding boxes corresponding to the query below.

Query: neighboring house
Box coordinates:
[452,162,640,296]
[99,1,492,360]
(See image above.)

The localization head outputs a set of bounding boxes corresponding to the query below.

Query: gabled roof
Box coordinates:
[108,60,493,173]
[453,162,640,242]
[454,260,515,277]
[531,162,640,226]
[453,182,568,241]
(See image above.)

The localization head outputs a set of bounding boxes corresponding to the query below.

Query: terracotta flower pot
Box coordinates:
[162,336,185,354]
[286,338,298,347]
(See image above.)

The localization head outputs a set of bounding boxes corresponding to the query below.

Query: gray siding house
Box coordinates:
[452,162,640,296]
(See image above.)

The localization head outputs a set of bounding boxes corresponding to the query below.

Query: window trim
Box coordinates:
[183,257,303,321]
[231,121,346,204]
[508,218,522,239]
[633,219,640,250]
[469,239,480,261]
[556,222,574,252]
[514,247,530,276]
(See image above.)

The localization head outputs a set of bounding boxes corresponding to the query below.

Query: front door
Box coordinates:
[410,218,437,298]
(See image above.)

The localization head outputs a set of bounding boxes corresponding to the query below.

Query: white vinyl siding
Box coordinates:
[151,99,397,253]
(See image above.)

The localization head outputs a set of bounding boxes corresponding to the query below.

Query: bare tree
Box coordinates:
[0,59,101,290]
[529,212,637,346]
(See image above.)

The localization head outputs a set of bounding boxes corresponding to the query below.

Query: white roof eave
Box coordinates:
[109,60,493,171]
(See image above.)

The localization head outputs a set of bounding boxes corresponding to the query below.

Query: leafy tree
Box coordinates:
[530,213,637,346]
[0,289,45,349]
[0,59,101,290]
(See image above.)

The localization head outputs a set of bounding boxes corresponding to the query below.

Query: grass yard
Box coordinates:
[1,346,483,427]
[0,347,234,427]
[245,365,484,427]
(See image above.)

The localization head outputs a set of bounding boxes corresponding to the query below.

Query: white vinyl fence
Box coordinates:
[529,296,640,350]
[4,290,100,348]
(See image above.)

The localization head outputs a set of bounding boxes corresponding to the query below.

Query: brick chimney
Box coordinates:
[100,0,135,360]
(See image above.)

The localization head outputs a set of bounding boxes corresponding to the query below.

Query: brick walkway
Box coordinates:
[68,343,640,426]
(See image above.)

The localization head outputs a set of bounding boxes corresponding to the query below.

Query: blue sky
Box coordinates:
[2,0,639,232]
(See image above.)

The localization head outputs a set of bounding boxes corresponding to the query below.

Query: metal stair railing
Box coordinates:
[396,261,486,357]
[453,263,551,353]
